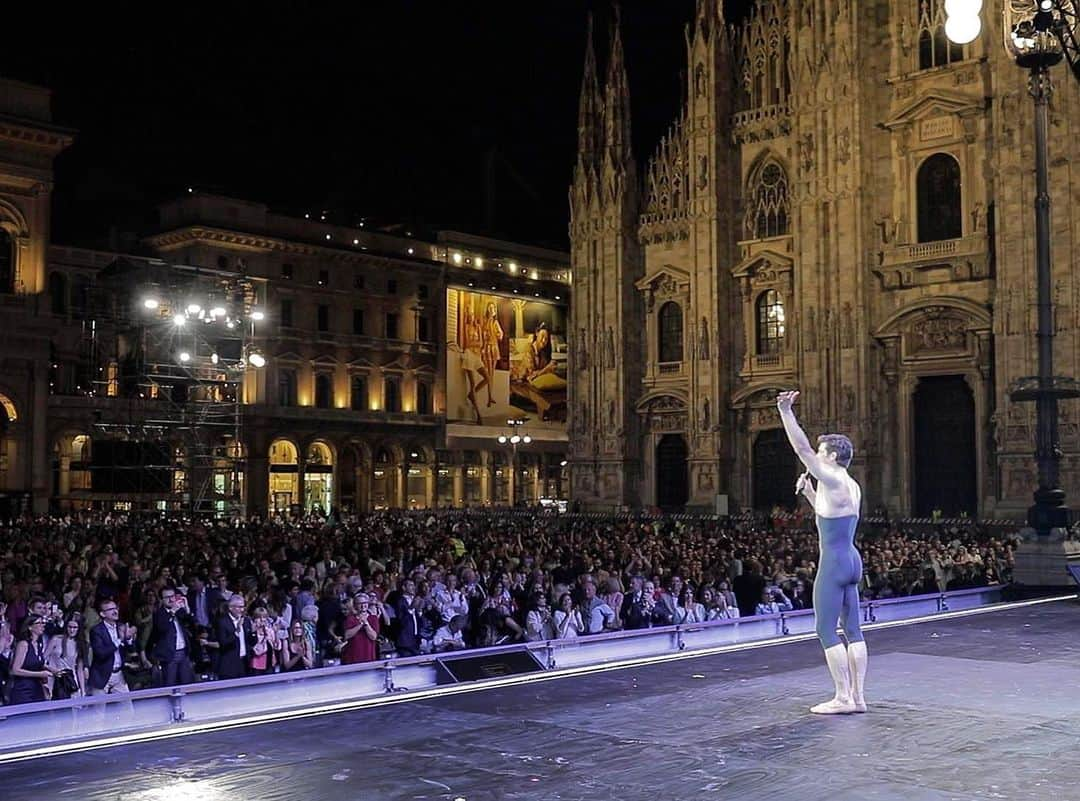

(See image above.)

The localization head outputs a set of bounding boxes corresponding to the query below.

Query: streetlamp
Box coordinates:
[496,417,531,506]
[947,2,1080,540]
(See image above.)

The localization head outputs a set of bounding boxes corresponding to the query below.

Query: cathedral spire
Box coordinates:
[603,4,633,166]
[576,13,602,169]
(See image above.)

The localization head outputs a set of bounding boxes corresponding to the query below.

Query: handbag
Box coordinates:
[53,669,80,699]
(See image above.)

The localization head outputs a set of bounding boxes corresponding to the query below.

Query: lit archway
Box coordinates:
[304,441,335,514]
[371,446,398,509]
[269,439,299,513]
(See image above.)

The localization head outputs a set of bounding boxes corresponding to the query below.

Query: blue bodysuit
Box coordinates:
[813,513,864,648]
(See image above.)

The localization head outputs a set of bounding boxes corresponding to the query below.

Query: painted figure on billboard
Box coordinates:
[481,301,504,407]
[446,289,568,430]
[459,306,489,423]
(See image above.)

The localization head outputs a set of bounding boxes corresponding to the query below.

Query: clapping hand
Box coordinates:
[776,390,799,413]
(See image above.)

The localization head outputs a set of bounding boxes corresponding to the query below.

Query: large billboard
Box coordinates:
[445,288,568,431]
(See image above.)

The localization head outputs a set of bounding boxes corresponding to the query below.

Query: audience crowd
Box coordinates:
[0,509,1017,704]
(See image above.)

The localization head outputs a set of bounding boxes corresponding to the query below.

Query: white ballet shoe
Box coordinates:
[810,697,857,715]
[848,640,868,713]
[811,643,856,715]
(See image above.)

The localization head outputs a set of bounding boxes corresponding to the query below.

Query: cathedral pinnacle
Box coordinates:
[576,13,602,169]
[602,4,633,166]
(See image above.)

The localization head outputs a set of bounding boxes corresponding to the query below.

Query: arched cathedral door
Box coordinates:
[753,428,798,511]
[656,434,688,511]
[914,375,976,516]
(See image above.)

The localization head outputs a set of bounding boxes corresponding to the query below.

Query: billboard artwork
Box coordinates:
[446,288,568,430]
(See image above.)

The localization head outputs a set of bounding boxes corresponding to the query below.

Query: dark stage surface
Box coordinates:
[9,599,1080,801]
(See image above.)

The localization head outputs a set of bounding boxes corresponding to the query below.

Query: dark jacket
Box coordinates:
[215,614,255,680]
[88,621,131,690]
[148,606,195,663]
[394,595,422,652]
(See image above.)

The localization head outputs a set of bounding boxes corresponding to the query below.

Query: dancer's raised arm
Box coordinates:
[776,391,836,484]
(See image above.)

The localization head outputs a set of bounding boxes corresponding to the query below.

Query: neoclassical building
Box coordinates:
[0,78,570,516]
[568,1,1080,517]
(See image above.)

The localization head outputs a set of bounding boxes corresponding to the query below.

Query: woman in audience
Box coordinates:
[553,592,584,639]
[132,588,159,656]
[599,577,624,629]
[716,579,737,612]
[281,620,313,672]
[674,585,705,624]
[248,606,279,675]
[525,591,556,641]
[10,616,60,704]
[44,613,87,699]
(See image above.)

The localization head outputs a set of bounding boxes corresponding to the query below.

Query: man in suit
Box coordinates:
[216,595,254,680]
[88,599,135,695]
[187,575,213,629]
[148,588,196,686]
[394,579,423,657]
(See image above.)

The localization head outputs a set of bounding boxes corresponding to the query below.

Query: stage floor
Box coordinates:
[8,598,1080,801]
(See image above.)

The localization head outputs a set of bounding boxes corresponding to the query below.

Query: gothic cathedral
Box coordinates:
[568,1,1080,517]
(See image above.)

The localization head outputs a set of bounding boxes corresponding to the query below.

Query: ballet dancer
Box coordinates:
[777,390,867,714]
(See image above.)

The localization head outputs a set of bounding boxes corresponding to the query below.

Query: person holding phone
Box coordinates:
[149,588,196,687]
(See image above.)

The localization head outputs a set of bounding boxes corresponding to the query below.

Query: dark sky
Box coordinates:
[3,2,752,251]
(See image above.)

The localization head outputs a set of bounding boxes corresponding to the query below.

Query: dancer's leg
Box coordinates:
[840,583,867,712]
[812,576,855,714]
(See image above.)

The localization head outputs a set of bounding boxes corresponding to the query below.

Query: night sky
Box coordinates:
[3,2,752,251]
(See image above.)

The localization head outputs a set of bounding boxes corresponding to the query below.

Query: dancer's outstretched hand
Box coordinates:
[776,390,799,412]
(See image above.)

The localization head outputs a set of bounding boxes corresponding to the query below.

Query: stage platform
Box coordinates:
[7,597,1080,801]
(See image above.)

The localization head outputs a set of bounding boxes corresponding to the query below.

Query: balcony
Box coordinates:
[876,235,989,289]
[730,103,791,144]
[739,350,793,379]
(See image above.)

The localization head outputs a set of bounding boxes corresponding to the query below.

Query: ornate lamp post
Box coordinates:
[496,417,531,507]
[948,2,1080,543]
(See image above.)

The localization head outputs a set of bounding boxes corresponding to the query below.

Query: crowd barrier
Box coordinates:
[0,585,1007,758]
[414,507,1023,530]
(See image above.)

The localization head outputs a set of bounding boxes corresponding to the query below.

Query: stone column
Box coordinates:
[480,452,491,505]
[31,361,48,514]
[247,455,269,518]
[453,467,464,508]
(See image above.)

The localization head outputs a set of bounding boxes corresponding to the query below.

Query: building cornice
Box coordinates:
[0,114,75,153]
[144,225,441,274]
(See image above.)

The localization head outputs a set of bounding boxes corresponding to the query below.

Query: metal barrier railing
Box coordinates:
[0,585,1005,727]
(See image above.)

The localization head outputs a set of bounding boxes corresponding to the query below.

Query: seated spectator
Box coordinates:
[433,614,468,652]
